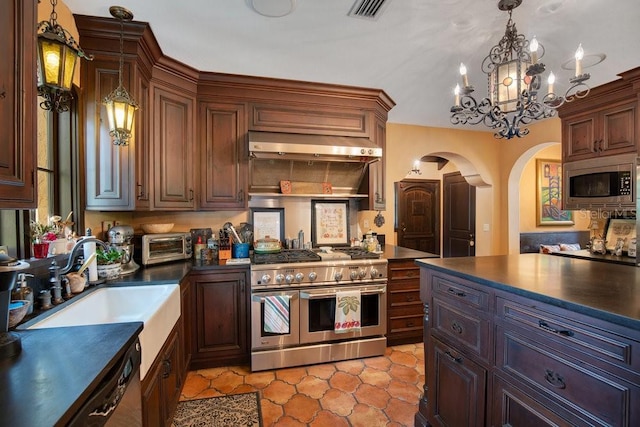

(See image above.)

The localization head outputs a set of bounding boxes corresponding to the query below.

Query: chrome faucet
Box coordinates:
[59,237,110,275]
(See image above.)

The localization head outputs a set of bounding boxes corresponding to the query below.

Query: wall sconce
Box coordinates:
[102,6,139,146]
[37,0,93,112]
[409,160,421,175]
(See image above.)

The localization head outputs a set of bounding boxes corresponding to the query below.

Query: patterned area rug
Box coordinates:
[171,392,262,427]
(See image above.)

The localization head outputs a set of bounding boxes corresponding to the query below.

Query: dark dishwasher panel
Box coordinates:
[68,338,142,427]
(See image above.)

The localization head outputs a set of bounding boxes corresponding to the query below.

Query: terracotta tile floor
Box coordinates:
[180,343,425,426]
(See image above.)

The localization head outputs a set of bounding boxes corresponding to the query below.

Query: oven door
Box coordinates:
[251,290,299,350]
[299,284,386,344]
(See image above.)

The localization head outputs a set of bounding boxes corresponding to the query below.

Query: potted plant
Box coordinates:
[30,220,56,258]
[96,247,123,280]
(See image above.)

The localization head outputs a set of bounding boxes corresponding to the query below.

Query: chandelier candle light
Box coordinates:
[103,6,139,146]
[450,0,593,139]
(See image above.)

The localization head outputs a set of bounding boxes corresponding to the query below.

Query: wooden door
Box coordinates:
[443,172,476,257]
[395,180,439,254]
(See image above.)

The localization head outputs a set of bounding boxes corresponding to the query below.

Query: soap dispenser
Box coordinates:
[11,273,34,315]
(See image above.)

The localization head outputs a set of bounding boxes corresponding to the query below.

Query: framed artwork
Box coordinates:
[311,200,350,247]
[251,208,285,242]
[536,159,573,225]
[604,218,636,252]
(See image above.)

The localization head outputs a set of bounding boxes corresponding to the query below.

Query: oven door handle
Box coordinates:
[300,286,386,299]
[252,293,298,303]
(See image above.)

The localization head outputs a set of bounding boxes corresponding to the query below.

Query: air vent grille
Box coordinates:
[348,0,390,20]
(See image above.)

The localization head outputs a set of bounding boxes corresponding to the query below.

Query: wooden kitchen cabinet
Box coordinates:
[189,268,250,369]
[199,101,248,210]
[150,74,196,210]
[386,259,423,346]
[562,100,637,162]
[559,68,640,163]
[360,116,386,210]
[142,319,185,427]
[76,16,152,211]
[417,266,640,427]
[0,0,36,209]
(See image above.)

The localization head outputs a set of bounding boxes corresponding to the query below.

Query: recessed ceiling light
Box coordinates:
[451,18,474,31]
[561,53,606,70]
[537,0,565,15]
[250,0,296,17]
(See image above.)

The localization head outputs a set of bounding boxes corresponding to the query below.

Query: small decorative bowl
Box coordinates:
[9,300,30,328]
[141,223,174,234]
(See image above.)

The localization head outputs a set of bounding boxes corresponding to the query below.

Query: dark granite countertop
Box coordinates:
[0,322,142,427]
[416,254,640,329]
[380,245,439,260]
[551,249,637,266]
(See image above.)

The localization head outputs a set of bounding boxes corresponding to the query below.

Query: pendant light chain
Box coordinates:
[118,16,124,89]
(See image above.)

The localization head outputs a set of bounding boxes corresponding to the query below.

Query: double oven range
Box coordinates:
[250,248,388,371]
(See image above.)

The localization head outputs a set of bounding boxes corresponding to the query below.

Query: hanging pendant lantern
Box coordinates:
[103,6,139,146]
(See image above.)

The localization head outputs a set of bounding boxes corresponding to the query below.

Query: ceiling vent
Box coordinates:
[348,0,391,20]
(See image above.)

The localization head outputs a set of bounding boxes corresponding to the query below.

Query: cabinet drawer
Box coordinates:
[389,288,421,307]
[497,326,638,426]
[432,296,490,361]
[389,315,423,333]
[498,297,638,371]
[432,273,489,310]
[389,263,420,280]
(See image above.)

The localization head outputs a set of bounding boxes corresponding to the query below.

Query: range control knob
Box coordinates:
[275,274,285,284]
[334,271,343,282]
[261,274,272,284]
[370,268,378,279]
[295,273,304,283]
[359,269,367,279]
[350,270,358,280]
[308,272,317,281]
[285,274,294,284]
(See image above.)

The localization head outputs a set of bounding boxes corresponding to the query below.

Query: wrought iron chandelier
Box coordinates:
[103,6,139,146]
[37,0,93,112]
[450,0,592,139]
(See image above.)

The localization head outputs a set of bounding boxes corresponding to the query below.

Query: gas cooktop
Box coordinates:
[251,248,380,265]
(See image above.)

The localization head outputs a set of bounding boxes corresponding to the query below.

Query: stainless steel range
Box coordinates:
[250,248,388,371]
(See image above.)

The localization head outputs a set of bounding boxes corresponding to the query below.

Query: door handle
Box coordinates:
[469,233,475,247]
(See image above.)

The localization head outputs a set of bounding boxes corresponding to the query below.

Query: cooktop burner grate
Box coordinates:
[333,247,381,260]
[252,249,321,265]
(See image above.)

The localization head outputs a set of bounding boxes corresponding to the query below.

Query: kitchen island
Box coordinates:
[415,254,640,427]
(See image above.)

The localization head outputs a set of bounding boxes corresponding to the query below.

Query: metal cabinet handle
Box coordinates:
[238,189,244,202]
[162,358,172,379]
[0,89,5,99]
[189,189,194,201]
[451,320,463,334]
[538,320,574,337]
[444,350,462,363]
[544,369,566,389]
[447,287,466,298]
[136,183,144,199]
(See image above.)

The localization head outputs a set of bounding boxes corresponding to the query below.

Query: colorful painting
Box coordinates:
[537,159,573,225]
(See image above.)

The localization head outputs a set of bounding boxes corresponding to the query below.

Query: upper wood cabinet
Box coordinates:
[199,101,248,210]
[0,0,36,209]
[150,70,196,210]
[559,68,640,163]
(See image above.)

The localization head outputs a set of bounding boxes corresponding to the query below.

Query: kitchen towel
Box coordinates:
[263,295,290,334]
[334,289,361,333]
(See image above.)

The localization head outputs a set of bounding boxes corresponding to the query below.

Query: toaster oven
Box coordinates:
[135,232,192,266]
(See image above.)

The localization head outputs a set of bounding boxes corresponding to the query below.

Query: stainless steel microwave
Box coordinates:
[135,232,192,266]
[563,153,637,210]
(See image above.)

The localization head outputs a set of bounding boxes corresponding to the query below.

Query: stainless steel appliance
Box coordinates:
[563,153,636,210]
[250,248,387,371]
[68,338,142,426]
[135,232,192,266]
[107,225,140,275]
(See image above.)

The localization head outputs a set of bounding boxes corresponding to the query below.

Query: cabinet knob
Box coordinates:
[0,90,5,99]
[162,359,172,378]
[544,369,566,389]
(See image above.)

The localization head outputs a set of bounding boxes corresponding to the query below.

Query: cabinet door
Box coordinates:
[162,327,182,427]
[600,101,637,156]
[152,84,195,209]
[562,113,597,162]
[359,116,386,210]
[428,338,486,427]
[84,58,136,210]
[190,270,249,368]
[142,357,163,427]
[199,102,247,209]
[134,74,151,208]
[0,0,36,208]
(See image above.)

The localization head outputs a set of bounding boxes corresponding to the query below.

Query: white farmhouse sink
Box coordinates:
[27,285,180,380]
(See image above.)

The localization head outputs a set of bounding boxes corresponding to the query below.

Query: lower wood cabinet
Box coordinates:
[386,259,423,346]
[189,268,250,369]
[417,268,640,427]
[142,319,184,427]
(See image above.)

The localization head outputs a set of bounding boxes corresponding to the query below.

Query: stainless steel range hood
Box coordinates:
[248,131,381,196]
